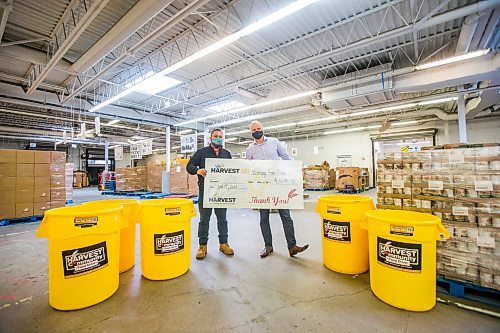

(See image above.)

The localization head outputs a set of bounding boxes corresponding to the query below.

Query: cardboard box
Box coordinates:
[336,167,361,190]
[0,204,15,219]
[16,203,33,218]
[34,151,51,164]
[73,172,88,188]
[0,163,16,177]
[0,149,16,163]
[51,188,66,201]
[34,202,50,215]
[34,164,51,177]
[16,177,34,191]
[16,190,34,204]
[35,176,51,189]
[51,200,66,209]
[17,150,35,164]
[329,169,336,189]
[50,163,65,176]
[50,151,66,164]
[0,190,15,205]
[33,188,50,203]
[51,175,65,188]
[17,163,34,177]
[0,176,16,190]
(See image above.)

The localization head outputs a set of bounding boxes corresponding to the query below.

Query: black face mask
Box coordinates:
[252,130,264,140]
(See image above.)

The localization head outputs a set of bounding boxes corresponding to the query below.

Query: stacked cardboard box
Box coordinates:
[170,164,189,193]
[0,149,67,219]
[0,149,16,219]
[50,151,67,209]
[65,163,74,202]
[73,171,88,188]
[376,145,500,291]
[361,168,370,190]
[336,167,361,191]
[147,166,164,192]
[115,167,147,191]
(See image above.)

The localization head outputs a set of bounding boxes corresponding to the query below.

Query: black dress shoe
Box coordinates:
[289,244,309,257]
[260,246,273,258]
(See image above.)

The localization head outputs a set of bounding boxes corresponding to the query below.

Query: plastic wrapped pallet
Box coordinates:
[376,144,500,291]
[303,168,329,190]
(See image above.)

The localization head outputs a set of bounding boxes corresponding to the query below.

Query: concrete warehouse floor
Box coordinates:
[0,188,499,332]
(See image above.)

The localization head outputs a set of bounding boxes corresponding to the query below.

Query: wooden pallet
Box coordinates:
[437,277,500,308]
[0,215,43,227]
[304,187,333,191]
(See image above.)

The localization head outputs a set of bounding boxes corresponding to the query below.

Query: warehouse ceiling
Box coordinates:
[0,0,499,151]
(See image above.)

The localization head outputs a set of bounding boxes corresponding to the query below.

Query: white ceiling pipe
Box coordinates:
[0,45,73,73]
[455,13,482,55]
[0,133,128,146]
[69,0,174,74]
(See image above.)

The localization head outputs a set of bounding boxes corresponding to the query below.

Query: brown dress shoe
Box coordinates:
[260,246,273,258]
[289,244,309,257]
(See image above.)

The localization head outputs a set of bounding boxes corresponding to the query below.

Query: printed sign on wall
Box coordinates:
[114,146,123,161]
[141,139,153,156]
[131,144,142,159]
[181,134,197,153]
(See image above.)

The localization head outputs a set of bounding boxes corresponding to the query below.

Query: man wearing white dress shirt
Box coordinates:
[246,120,309,258]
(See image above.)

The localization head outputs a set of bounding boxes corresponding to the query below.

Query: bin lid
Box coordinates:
[82,199,139,207]
[317,195,373,204]
[366,210,441,226]
[139,198,194,207]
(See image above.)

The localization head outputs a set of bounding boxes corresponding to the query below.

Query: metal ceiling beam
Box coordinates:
[61,0,211,103]
[0,0,13,42]
[24,0,111,94]
[69,0,174,74]
[174,0,500,109]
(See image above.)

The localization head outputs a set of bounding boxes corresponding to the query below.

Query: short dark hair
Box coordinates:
[210,128,223,137]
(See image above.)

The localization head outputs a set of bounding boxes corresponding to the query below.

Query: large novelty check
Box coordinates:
[203,158,304,209]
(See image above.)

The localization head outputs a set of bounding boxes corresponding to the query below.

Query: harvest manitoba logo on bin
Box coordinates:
[154,231,184,255]
[377,237,422,272]
[62,241,108,278]
[323,220,351,243]
[326,206,341,214]
[164,207,181,216]
[389,224,414,236]
[74,216,98,228]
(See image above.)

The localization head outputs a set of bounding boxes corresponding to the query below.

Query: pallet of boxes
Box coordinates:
[303,161,331,190]
[376,144,500,292]
[0,149,67,221]
[336,167,361,192]
[169,161,199,196]
[115,167,147,191]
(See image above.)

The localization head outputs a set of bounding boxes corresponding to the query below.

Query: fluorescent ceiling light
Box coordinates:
[177,90,317,126]
[131,135,147,140]
[238,0,320,36]
[225,137,237,142]
[393,120,420,126]
[323,125,379,135]
[89,0,320,113]
[240,140,253,144]
[418,97,457,105]
[416,49,490,70]
[125,71,182,95]
[107,119,120,125]
[178,129,193,135]
[109,145,121,149]
[207,100,246,113]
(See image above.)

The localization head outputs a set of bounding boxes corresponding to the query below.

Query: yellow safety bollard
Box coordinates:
[316,195,375,274]
[361,210,450,311]
[36,205,124,310]
[138,198,196,280]
[82,199,139,273]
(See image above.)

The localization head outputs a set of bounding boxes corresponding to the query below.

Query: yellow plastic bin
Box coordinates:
[138,198,196,280]
[361,210,450,311]
[316,195,375,274]
[36,205,124,310]
[82,199,139,273]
